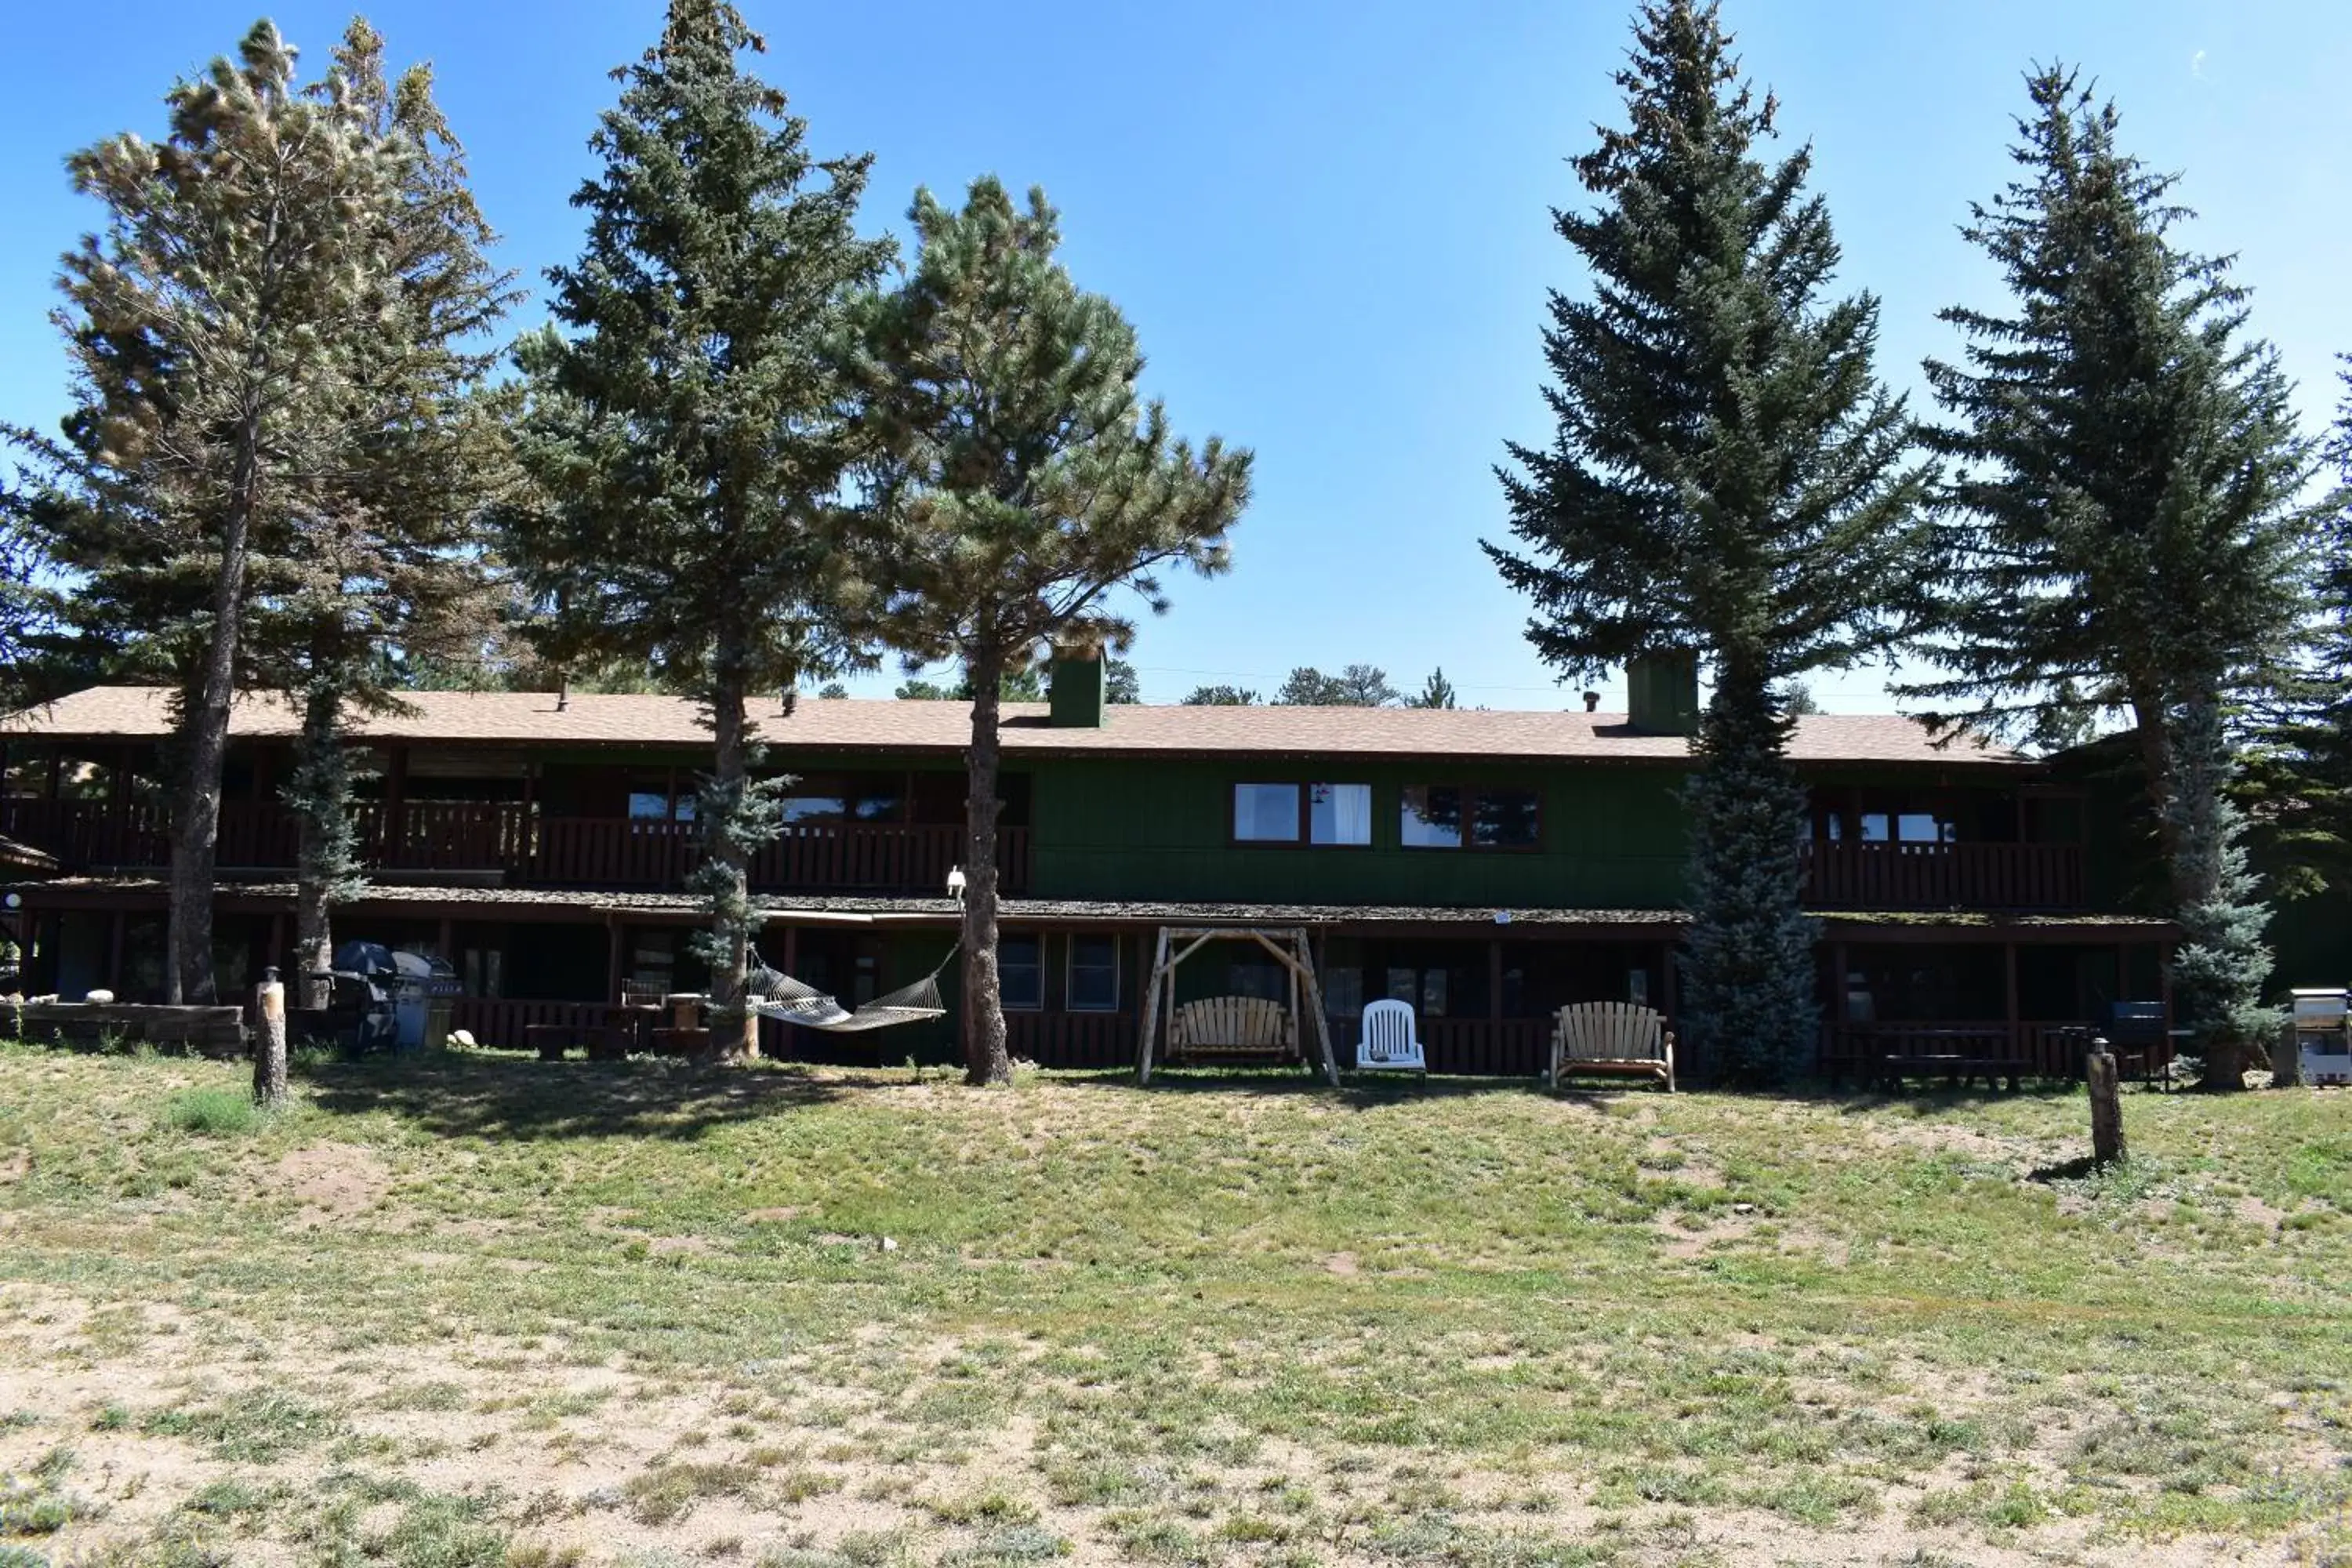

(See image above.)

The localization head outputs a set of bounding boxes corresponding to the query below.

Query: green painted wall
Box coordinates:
[1028,757,1690,907]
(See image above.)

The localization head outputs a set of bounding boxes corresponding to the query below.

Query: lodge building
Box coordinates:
[0,655,2173,1081]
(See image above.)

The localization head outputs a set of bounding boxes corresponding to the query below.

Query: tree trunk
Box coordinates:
[2130,686,2183,898]
[706,665,757,1061]
[253,967,288,1110]
[2087,1045,2125,1167]
[291,680,342,1013]
[169,436,261,1005]
[962,649,1011,1087]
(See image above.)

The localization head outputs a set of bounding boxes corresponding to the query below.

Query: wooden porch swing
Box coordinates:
[1134,926,1340,1086]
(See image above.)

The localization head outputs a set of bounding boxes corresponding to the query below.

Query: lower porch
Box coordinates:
[4,884,2176,1084]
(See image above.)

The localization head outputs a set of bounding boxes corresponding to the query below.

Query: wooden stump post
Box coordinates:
[253,967,288,1110]
[2086,1038,2125,1168]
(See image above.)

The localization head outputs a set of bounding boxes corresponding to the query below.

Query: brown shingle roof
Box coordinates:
[0,685,2021,767]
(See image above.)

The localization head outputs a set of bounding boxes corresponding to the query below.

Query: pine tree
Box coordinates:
[503,0,894,1056]
[1182,684,1260,706]
[1911,71,2328,1085]
[1106,658,1142,704]
[1273,665,1399,706]
[2166,698,2281,1087]
[15,23,406,1003]
[271,20,516,1009]
[1486,0,1930,1083]
[1411,668,1459,710]
[850,176,1249,1085]
[1911,68,2325,800]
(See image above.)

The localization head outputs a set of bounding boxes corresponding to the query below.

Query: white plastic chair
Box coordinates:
[1356,998,1427,1074]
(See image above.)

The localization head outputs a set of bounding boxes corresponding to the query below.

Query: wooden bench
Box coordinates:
[1167,996,1297,1066]
[5,1002,248,1059]
[1550,1002,1674,1091]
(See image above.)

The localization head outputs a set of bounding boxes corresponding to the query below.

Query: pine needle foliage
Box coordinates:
[1907,67,2327,833]
[15,22,425,1001]
[270,20,517,1004]
[502,0,895,1054]
[2166,699,2283,1087]
[848,177,1250,1084]
[1486,0,1931,1083]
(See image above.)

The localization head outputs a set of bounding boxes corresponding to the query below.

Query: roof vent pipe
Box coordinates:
[556,674,568,713]
[1581,691,1600,713]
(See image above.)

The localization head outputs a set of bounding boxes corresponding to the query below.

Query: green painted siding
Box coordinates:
[1028,757,1692,907]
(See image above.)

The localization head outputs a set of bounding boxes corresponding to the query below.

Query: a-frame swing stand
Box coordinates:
[1134,926,1340,1087]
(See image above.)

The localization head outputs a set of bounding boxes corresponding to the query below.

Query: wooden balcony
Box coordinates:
[0,797,1029,897]
[1802,840,2083,911]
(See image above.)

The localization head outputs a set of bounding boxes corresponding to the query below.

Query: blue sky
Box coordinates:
[3,1,2347,710]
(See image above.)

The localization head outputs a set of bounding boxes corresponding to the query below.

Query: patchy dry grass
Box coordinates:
[0,1042,2348,1565]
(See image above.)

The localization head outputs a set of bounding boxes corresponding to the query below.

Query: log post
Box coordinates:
[254,966,288,1110]
[2086,1038,2125,1169]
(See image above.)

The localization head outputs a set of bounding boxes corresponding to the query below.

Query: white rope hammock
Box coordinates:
[743,955,953,1033]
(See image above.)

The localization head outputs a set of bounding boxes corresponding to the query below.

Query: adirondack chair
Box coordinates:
[1355,998,1426,1074]
[1549,1001,1674,1091]
[1168,996,1298,1065]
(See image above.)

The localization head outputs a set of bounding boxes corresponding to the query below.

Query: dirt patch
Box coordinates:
[274,1142,391,1222]
[743,1206,804,1223]
[0,1149,30,1185]
[1323,1250,1359,1276]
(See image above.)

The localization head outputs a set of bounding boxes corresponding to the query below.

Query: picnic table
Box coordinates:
[1863,1026,2023,1092]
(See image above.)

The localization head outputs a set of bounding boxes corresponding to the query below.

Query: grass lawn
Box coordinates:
[0,1043,2347,1567]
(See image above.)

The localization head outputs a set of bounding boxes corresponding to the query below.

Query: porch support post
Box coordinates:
[265,910,285,978]
[107,909,125,993]
[606,917,625,1004]
[1487,939,1503,1022]
[1830,939,1849,1087]
[437,914,454,962]
[2004,939,2021,1085]
[384,746,409,865]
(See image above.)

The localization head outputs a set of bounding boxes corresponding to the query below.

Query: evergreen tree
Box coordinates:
[16,23,408,1003]
[1411,668,1459,710]
[503,0,894,1056]
[850,177,1249,1085]
[1911,68,2325,804]
[1486,0,1930,1083]
[2166,698,2281,1087]
[1106,657,1142,704]
[1910,71,2328,1085]
[272,20,515,1009]
[1182,684,1260,706]
[1273,665,1399,706]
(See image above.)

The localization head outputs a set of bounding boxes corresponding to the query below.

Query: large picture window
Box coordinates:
[1401,785,1541,851]
[1067,935,1120,1011]
[1233,782,1371,845]
[1000,934,1044,1011]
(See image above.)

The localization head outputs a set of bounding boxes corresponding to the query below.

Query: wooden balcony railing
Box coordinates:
[0,797,1029,896]
[1802,840,2083,910]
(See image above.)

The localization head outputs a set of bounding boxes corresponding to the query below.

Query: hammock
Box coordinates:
[742,949,955,1033]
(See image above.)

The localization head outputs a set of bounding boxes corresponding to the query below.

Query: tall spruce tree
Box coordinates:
[268,21,515,1010]
[504,0,894,1057]
[1486,0,1931,1083]
[16,23,405,1003]
[1910,69,2327,1085]
[850,177,1250,1086]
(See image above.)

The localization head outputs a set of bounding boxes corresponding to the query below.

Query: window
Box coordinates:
[1000,935,1043,1011]
[1403,786,1540,851]
[1308,783,1371,845]
[1236,782,1371,844]
[1400,786,1461,848]
[1068,935,1120,1011]
[1472,788,1541,848]
[1234,783,1301,841]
